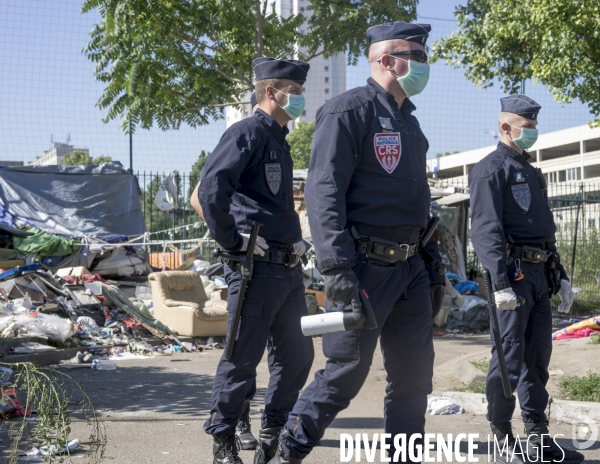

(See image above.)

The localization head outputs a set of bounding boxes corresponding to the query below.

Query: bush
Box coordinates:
[558,371,600,402]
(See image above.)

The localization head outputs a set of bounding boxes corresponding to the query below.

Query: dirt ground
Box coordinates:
[433,332,600,397]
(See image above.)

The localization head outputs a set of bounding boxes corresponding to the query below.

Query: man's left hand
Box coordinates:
[557,279,574,313]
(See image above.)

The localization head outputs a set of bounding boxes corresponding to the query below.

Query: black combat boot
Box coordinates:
[236,400,258,450]
[253,427,281,464]
[490,422,527,463]
[266,444,302,464]
[525,421,584,463]
[213,434,243,464]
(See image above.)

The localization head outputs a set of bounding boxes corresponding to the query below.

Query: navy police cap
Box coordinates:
[367,21,431,46]
[250,92,257,108]
[500,94,541,121]
[253,57,310,84]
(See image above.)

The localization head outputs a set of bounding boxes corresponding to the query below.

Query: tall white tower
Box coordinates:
[225,0,346,129]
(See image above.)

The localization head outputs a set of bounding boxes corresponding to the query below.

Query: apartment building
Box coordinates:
[29,142,89,166]
[226,0,346,130]
[427,124,600,197]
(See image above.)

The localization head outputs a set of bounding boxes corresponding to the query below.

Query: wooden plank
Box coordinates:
[305,288,325,307]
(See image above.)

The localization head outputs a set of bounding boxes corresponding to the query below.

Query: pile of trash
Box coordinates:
[432,270,489,333]
[0,261,207,359]
[0,164,212,358]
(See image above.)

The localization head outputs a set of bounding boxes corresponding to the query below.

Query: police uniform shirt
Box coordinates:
[199,109,301,251]
[305,77,430,272]
[468,141,563,286]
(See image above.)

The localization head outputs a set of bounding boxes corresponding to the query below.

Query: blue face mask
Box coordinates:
[274,88,305,119]
[508,123,538,150]
[391,59,430,97]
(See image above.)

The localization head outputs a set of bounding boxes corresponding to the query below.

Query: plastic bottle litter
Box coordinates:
[91,360,117,371]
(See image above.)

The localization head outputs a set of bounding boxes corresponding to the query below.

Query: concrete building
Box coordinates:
[225,0,346,130]
[0,161,24,167]
[29,142,89,166]
[427,124,600,196]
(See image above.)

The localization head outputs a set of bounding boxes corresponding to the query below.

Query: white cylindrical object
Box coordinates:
[301,312,346,336]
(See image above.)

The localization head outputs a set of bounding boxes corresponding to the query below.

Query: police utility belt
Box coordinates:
[507,244,549,264]
[355,236,419,264]
[351,223,421,265]
[231,249,300,267]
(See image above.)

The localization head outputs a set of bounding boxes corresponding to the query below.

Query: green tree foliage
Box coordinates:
[287,121,315,169]
[82,0,416,132]
[60,150,113,165]
[432,0,600,126]
[187,150,210,201]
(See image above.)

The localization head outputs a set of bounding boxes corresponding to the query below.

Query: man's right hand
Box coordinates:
[240,233,269,257]
[494,288,518,310]
[322,268,362,321]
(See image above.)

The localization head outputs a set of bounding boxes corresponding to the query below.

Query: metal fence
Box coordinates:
[429,178,600,316]
[550,182,600,315]
[136,171,217,269]
[138,172,600,315]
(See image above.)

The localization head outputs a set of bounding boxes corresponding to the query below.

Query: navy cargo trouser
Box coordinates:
[204,260,314,438]
[487,260,552,424]
[280,255,434,461]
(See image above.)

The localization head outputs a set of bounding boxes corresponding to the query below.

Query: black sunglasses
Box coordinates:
[388,50,428,63]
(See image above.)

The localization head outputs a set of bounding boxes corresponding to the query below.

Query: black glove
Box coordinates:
[322,267,362,321]
[430,283,445,320]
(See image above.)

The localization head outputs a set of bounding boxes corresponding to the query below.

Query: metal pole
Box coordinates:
[569,184,584,284]
[521,79,525,94]
[129,120,133,170]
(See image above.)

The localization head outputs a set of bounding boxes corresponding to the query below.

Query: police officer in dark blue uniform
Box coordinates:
[469,95,583,464]
[268,21,442,464]
[198,57,315,464]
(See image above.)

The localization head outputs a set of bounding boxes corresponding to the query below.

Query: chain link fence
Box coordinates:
[429,178,600,316]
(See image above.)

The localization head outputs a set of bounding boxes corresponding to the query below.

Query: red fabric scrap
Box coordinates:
[62,274,106,284]
[0,387,32,419]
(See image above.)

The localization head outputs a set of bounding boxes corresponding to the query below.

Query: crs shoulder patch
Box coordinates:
[265,163,281,195]
[373,132,401,174]
[511,183,531,212]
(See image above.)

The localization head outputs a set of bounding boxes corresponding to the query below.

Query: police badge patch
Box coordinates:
[514,172,525,182]
[373,132,401,174]
[511,184,531,212]
[265,163,281,195]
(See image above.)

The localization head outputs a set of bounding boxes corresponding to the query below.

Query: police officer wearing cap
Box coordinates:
[469,95,583,464]
[198,57,315,464]
[267,21,441,464]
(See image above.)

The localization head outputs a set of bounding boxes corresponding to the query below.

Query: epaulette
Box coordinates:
[469,150,509,179]
[321,87,372,114]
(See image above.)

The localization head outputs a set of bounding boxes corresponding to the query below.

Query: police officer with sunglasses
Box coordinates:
[267,21,442,464]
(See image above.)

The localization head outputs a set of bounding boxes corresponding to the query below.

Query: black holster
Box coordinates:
[545,252,562,296]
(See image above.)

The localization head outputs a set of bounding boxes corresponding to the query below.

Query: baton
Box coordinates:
[214,223,260,360]
[483,269,513,400]
[420,216,441,247]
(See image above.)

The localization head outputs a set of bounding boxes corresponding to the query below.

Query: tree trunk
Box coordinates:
[255,0,267,58]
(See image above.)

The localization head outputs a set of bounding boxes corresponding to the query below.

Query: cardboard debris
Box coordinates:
[56,266,91,277]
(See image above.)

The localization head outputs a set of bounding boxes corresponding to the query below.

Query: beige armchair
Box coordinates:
[148,271,228,337]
